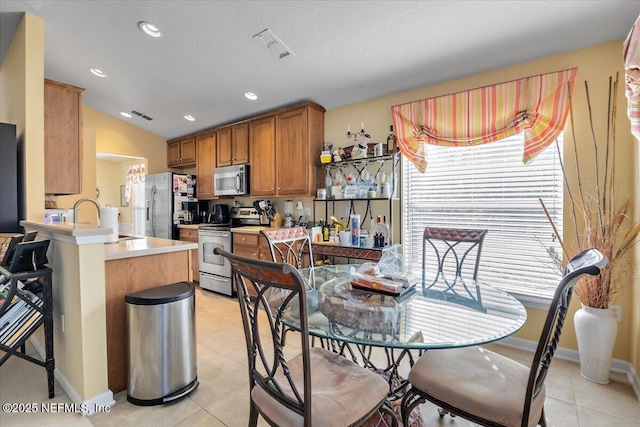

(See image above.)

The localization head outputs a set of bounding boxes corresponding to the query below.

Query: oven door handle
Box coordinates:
[199,231,231,238]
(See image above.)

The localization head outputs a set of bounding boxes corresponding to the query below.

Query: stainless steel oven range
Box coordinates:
[198,224,233,296]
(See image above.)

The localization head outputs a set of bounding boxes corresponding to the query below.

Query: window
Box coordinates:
[401,135,563,304]
[132,182,146,236]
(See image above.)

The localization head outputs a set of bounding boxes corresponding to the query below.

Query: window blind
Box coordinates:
[132,182,146,236]
[402,135,563,302]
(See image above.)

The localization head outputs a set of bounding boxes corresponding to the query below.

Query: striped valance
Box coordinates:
[624,15,640,142]
[391,68,578,173]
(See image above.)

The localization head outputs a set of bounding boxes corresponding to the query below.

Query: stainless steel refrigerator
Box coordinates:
[145,172,195,239]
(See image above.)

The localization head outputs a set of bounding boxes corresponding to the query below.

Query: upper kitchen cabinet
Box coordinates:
[217,123,249,166]
[249,115,277,197]
[167,136,196,167]
[44,79,85,195]
[196,132,216,199]
[276,104,325,196]
[250,102,325,198]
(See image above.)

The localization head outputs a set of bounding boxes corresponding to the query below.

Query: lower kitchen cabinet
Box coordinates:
[179,227,199,281]
[232,231,271,297]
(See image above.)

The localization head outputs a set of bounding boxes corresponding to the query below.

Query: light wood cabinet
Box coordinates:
[167,137,196,167]
[217,123,249,166]
[179,227,199,282]
[232,231,270,297]
[250,103,325,198]
[232,123,249,164]
[276,106,324,196]
[249,116,277,197]
[44,79,85,195]
[196,132,216,199]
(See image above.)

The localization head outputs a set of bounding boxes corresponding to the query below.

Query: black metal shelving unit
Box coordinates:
[313,152,400,261]
[0,239,55,398]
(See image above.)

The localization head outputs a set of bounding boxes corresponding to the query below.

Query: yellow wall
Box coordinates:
[85,105,166,174]
[325,40,637,367]
[0,13,45,222]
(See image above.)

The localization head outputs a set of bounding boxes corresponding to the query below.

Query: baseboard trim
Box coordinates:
[29,338,116,415]
[499,336,640,402]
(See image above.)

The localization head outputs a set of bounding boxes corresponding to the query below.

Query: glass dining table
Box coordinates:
[277,264,528,401]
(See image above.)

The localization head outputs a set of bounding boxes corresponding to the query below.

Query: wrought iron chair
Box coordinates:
[213,248,397,427]
[261,226,313,269]
[422,227,488,287]
[401,248,608,427]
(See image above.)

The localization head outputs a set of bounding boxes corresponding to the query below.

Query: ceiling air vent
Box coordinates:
[253,29,295,59]
[131,110,153,121]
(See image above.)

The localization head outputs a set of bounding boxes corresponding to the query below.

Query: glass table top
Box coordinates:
[282,264,528,350]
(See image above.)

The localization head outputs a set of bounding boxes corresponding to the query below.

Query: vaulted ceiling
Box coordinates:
[1,1,639,139]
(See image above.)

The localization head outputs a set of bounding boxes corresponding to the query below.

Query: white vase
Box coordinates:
[574,304,617,384]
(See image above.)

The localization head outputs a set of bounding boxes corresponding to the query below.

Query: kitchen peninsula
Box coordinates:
[19,221,197,413]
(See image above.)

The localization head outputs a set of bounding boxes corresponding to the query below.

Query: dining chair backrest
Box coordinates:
[522,247,608,422]
[261,226,313,269]
[213,248,313,421]
[422,227,488,286]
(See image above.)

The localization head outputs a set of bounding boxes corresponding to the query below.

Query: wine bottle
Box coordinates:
[386,125,396,154]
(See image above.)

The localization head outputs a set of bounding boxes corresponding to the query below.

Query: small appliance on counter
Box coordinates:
[209,204,230,224]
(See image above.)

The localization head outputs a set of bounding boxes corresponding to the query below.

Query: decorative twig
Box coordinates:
[539,198,569,263]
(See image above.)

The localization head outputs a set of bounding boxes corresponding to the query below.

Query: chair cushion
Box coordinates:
[252,347,389,427]
[408,346,545,427]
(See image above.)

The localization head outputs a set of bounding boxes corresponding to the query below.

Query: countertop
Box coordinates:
[20,221,197,261]
[230,226,270,234]
[177,224,206,229]
[104,237,197,261]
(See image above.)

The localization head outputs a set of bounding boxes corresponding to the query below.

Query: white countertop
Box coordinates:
[230,226,270,234]
[104,237,197,261]
[21,221,197,260]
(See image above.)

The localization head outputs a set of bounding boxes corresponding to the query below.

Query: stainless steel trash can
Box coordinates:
[125,281,198,406]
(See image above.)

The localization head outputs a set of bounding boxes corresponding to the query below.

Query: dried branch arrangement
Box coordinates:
[542,73,640,308]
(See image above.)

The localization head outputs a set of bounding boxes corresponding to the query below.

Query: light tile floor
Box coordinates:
[1,286,639,426]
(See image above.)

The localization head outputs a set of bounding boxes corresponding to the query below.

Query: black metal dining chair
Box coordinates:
[261,226,313,269]
[422,227,488,287]
[401,247,608,427]
[213,248,397,427]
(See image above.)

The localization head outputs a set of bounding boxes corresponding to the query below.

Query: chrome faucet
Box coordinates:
[73,198,101,224]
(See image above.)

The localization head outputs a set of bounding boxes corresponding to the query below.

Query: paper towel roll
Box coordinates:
[100,207,119,242]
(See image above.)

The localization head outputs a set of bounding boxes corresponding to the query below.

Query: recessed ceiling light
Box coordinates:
[120,112,132,118]
[138,21,163,38]
[89,68,107,78]
[184,115,196,122]
[244,92,258,101]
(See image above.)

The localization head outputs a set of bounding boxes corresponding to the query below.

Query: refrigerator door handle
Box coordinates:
[151,185,157,237]
[146,200,150,221]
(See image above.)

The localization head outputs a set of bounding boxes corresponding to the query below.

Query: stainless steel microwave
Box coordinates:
[214,164,249,196]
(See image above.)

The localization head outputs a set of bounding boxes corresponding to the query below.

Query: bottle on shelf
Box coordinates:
[322,220,330,241]
[387,125,396,154]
